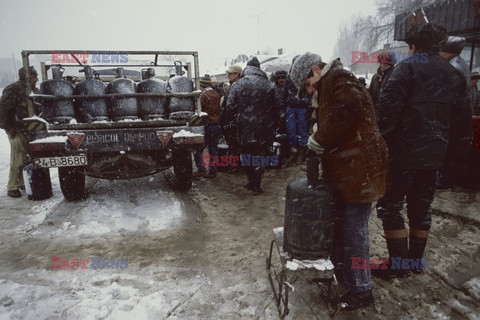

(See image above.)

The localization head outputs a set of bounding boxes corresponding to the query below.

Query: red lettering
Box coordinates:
[351,257,361,269]
[71,258,79,270]
[370,52,379,63]
[370,258,379,269]
[61,259,71,269]
[79,53,89,63]
[361,258,370,269]
[360,52,369,63]
[380,258,389,269]
[201,154,211,166]
[79,259,89,269]
[220,155,230,166]
[230,156,239,166]
[51,51,61,63]
[378,53,388,64]
[351,51,361,63]
[51,257,62,269]
[211,156,220,167]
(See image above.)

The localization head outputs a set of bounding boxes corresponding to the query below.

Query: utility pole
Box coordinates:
[248,12,266,55]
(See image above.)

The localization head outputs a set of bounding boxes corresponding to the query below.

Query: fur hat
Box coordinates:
[19,66,38,81]
[226,65,242,74]
[200,74,211,88]
[289,52,322,91]
[441,36,466,54]
[246,57,260,68]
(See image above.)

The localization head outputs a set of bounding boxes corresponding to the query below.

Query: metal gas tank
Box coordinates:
[106,68,139,121]
[283,158,337,260]
[74,65,108,123]
[137,68,166,120]
[40,66,76,124]
[167,75,195,119]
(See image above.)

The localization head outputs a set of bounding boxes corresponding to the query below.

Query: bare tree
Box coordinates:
[333,0,440,62]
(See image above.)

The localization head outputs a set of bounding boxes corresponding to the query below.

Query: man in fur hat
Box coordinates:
[291,53,388,310]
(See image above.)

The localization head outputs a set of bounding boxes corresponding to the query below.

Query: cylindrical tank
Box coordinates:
[40,65,76,124]
[283,157,337,260]
[106,68,138,121]
[23,164,53,201]
[167,75,195,119]
[74,65,109,123]
[137,68,167,120]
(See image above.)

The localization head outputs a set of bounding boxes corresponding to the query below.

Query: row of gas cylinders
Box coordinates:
[40,66,196,123]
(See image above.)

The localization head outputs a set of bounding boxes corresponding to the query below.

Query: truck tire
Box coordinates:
[173,149,193,191]
[58,166,86,201]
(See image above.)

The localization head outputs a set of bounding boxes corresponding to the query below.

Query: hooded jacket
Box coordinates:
[313,59,388,203]
[226,66,278,147]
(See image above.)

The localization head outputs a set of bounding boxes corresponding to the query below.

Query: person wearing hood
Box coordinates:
[291,53,388,310]
[226,57,278,195]
[0,66,40,198]
[376,23,471,279]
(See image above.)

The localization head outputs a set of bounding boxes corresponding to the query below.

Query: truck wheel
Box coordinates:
[173,150,193,191]
[58,166,86,201]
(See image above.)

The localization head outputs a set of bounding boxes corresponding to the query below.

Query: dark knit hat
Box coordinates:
[289,52,322,91]
[19,66,38,81]
[200,74,211,88]
[246,57,260,68]
[379,52,395,65]
[404,23,447,51]
[441,36,466,54]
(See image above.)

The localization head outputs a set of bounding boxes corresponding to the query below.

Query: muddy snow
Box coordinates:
[0,129,479,319]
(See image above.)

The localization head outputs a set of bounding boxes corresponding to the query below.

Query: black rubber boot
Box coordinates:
[409,229,429,274]
[372,230,410,279]
[339,290,374,310]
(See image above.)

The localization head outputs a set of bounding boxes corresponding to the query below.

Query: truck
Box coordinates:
[21,50,205,200]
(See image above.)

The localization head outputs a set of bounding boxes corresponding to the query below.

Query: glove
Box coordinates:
[307,134,324,155]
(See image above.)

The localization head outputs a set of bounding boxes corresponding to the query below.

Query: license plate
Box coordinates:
[33,155,88,168]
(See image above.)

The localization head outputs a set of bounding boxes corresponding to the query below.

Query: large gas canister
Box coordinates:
[283,157,337,260]
[74,65,109,123]
[106,68,139,121]
[167,75,195,120]
[40,65,76,124]
[23,164,53,201]
[137,68,167,120]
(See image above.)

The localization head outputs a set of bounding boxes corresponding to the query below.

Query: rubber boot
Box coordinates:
[372,229,410,279]
[409,229,429,274]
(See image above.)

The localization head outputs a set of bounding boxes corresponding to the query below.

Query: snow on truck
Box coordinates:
[21,50,205,200]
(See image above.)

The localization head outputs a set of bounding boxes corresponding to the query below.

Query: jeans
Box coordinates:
[194,124,221,174]
[331,203,373,292]
[376,166,437,231]
[286,107,308,147]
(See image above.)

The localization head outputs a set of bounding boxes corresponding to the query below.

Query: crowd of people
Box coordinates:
[1,21,479,313]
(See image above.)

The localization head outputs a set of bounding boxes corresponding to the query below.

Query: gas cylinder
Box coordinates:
[283,157,337,260]
[40,65,76,124]
[106,68,139,121]
[137,68,167,120]
[167,75,195,119]
[74,65,109,123]
[23,164,53,201]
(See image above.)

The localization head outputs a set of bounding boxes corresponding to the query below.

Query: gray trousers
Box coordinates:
[7,131,28,191]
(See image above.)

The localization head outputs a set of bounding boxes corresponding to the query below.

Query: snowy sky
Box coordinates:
[0,0,377,73]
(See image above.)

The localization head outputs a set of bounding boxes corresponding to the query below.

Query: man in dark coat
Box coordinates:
[368,67,382,107]
[0,66,40,197]
[292,53,388,310]
[226,59,278,195]
[273,70,288,134]
[376,23,472,278]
